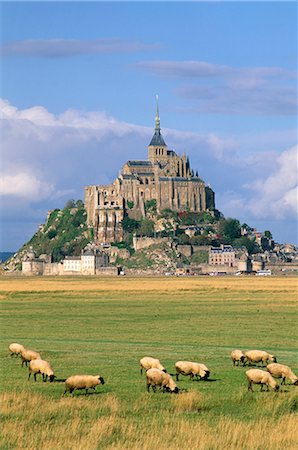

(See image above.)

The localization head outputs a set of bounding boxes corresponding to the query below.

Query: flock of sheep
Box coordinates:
[8,343,298,397]
[231,349,298,391]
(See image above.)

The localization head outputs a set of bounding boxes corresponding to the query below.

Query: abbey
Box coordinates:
[85,101,215,244]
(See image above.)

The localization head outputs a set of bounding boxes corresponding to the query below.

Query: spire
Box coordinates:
[155,94,160,131]
[149,94,166,147]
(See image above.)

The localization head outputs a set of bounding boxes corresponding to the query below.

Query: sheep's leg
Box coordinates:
[140,367,143,376]
[248,381,253,392]
[176,373,179,382]
[28,372,31,381]
[34,373,37,382]
[147,383,151,393]
[152,385,157,393]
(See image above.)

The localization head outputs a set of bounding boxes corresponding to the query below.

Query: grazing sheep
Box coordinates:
[230,349,246,366]
[21,349,41,367]
[28,359,55,382]
[244,350,276,367]
[9,343,25,357]
[140,357,167,375]
[175,361,210,381]
[246,369,279,392]
[267,363,298,385]
[63,375,105,396]
[146,368,179,393]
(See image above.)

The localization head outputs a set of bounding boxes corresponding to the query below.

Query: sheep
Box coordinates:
[63,375,105,396]
[267,363,298,385]
[21,349,41,367]
[140,357,167,375]
[244,350,276,367]
[230,349,246,366]
[175,361,210,381]
[28,359,55,382]
[9,343,25,357]
[146,368,179,393]
[246,369,279,392]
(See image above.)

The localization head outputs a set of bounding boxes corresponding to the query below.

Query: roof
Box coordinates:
[127,160,152,166]
[149,130,167,147]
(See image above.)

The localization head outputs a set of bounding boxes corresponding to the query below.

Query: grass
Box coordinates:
[0,276,297,449]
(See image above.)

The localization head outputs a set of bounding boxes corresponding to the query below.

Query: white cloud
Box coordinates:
[1,38,158,58]
[0,171,54,201]
[1,99,297,248]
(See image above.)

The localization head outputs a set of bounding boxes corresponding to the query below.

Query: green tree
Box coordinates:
[122,217,140,234]
[218,218,241,242]
[264,230,273,240]
[138,218,154,237]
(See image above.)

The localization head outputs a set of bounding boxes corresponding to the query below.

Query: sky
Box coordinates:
[0,1,297,251]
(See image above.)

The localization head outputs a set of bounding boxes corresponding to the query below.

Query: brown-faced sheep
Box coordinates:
[246,369,279,392]
[146,368,179,393]
[21,349,41,367]
[267,363,298,385]
[9,343,25,357]
[140,357,167,375]
[244,350,276,367]
[175,361,210,381]
[230,349,246,366]
[28,359,55,382]
[63,375,105,396]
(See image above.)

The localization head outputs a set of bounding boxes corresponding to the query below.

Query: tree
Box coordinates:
[264,230,273,240]
[122,217,140,234]
[218,218,241,242]
[233,236,260,254]
[138,218,154,237]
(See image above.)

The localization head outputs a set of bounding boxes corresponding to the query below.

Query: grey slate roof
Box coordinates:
[149,130,166,147]
[127,160,152,166]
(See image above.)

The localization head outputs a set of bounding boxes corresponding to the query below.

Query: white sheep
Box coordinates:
[140,356,167,375]
[21,349,41,367]
[175,361,210,381]
[28,359,55,382]
[244,350,276,367]
[146,368,179,393]
[267,363,298,385]
[246,369,279,392]
[230,349,246,366]
[9,343,25,357]
[63,375,105,396]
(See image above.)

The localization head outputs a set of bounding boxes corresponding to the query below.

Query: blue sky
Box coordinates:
[0,1,297,250]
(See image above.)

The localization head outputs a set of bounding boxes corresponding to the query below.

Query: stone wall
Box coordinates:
[133,236,170,251]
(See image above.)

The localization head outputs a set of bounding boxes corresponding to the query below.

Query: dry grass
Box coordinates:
[0,275,297,293]
[1,391,298,450]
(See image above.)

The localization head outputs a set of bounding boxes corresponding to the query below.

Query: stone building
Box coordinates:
[209,245,235,267]
[85,100,215,244]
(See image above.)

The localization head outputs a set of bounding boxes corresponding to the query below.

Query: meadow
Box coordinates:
[0,276,297,449]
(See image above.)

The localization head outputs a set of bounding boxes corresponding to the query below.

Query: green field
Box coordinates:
[1,276,297,449]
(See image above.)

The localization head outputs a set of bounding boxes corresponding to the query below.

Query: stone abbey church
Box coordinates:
[85,102,215,243]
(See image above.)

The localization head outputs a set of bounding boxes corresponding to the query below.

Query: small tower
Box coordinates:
[148,95,168,163]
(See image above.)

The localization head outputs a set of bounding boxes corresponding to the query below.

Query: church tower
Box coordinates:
[148,95,168,163]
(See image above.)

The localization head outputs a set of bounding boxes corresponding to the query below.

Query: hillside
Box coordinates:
[4,198,274,272]
[4,200,92,271]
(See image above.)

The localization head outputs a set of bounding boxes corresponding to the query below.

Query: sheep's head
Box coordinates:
[293,379,298,386]
[274,385,279,391]
[162,369,167,373]
[98,376,105,385]
[172,386,179,394]
[269,355,277,363]
[49,375,55,382]
[240,355,246,364]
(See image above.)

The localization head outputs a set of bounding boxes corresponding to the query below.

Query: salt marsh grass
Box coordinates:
[0,276,297,449]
